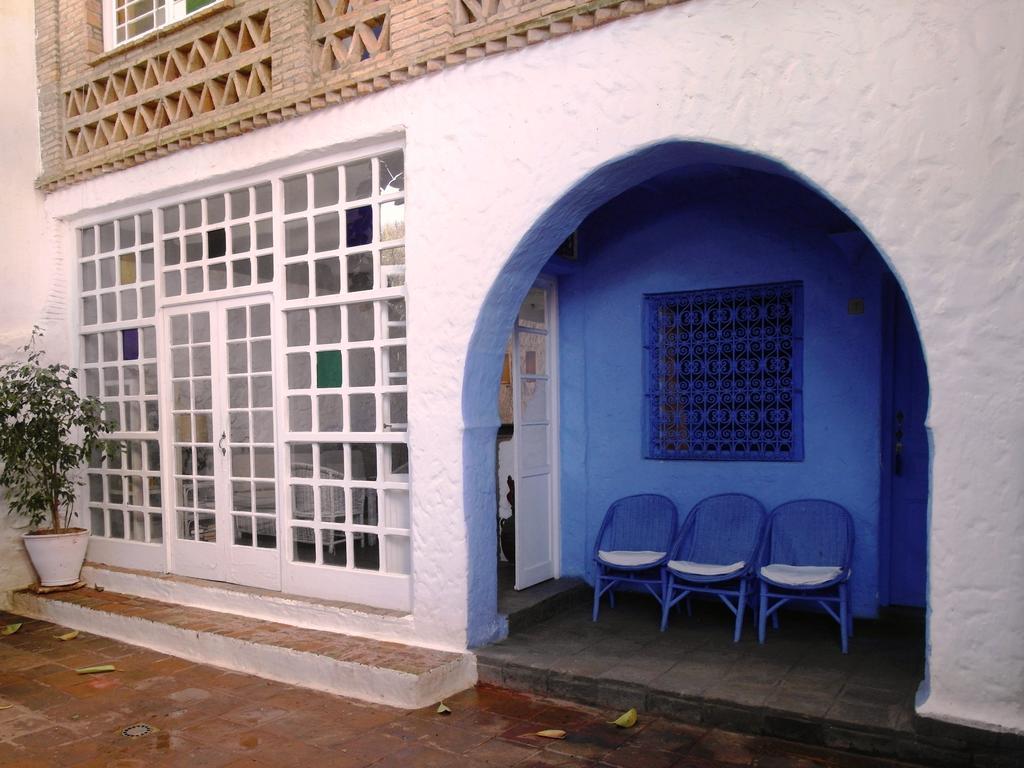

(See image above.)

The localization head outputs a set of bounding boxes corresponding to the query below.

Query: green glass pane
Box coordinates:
[186,0,216,12]
[316,350,342,388]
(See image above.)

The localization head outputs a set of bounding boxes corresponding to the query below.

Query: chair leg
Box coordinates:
[839,583,849,654]
[660,575,671,632]
[758,581,767,644]
[609,589,616,609]
[685,596,692,617]
[750,583,760,627]
[771,607,780,630]
[592,572,602,622]
[734,579,747,643]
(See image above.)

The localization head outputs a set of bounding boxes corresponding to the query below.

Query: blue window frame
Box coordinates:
[644,281,804,461]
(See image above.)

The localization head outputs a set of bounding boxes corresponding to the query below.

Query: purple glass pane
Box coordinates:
[122,329,140,361]
[345,206,373,248]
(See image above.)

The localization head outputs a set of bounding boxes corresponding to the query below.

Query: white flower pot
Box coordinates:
[22,529,89,587]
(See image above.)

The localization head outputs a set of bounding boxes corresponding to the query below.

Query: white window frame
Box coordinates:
[103,0,222,51]
[274,149,410,611]
[77,212,166,572]
[72,140,411,612]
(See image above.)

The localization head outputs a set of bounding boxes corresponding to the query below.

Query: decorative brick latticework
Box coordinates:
[454,0,510,26]
[63,10,272,160]
[314,0,392,74]
[37,0,686,190]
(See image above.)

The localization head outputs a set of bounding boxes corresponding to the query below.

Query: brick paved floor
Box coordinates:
[0,611,929,767]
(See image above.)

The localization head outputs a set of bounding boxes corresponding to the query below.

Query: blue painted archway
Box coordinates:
[460,141,930,646]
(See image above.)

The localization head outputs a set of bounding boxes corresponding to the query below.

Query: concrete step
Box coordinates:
[81,563,411,643]
[11,587,475,710]
[499,577,590,635]
[476,595,1024,768]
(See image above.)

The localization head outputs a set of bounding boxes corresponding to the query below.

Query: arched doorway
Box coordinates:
[462,141,929,647]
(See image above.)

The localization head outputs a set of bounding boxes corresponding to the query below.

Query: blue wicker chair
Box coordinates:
[660,493,766,641]
[757,500,855,653]
[592,494,678,621]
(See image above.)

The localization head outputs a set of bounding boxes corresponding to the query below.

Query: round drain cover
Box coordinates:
[121,724,153,738]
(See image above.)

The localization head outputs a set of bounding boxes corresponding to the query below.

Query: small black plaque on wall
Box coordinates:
[554,232,578,261]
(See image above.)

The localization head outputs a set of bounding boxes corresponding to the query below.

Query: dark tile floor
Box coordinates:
[484,591,924,726]
[479,592,944,762]
[0,611,929,767]
[498,566,589,634]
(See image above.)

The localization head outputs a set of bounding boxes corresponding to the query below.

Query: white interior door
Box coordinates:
[166,296,281,590]
[513,278,559,590]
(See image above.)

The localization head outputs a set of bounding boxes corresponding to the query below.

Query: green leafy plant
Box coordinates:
[0,328,118,534]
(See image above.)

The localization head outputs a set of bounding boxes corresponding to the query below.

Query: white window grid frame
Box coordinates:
[160,182,276,304]
[222,303,279,551]
[103,0,223,50]
[165,298,280,560]
[86,438,163,544]
[79,212,164,552]
[278,153,409,578]
[167,306,220,546]
[286,441,410,572]
[72,140,411,607]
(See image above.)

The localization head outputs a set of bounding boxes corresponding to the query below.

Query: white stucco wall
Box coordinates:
[0,0,49,602]
[7,0,1022,732]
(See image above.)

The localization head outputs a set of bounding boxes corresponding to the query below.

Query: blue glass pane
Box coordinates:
[346,206,373,248]
[122,329,140,361]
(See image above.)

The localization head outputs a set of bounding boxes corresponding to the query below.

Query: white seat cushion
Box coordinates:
[598,550,665,567]
[668,559,745,578]
[760,564,843,586]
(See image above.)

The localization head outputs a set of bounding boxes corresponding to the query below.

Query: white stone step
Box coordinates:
[10,587,476,710]
[81,563,413,645]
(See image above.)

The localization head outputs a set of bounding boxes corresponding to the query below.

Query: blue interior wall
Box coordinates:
[555,170,886,617]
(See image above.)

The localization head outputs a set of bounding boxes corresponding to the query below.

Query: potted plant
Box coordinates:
[0,328,117,587]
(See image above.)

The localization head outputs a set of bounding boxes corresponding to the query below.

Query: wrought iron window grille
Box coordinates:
[643,281,804,462]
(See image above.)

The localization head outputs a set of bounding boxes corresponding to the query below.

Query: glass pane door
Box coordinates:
[223,301,280,588]
[169,307,219,580]
[513,279,558,590]
[166,296,280,590]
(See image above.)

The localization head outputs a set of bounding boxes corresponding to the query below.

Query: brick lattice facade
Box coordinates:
[37,0,685,191]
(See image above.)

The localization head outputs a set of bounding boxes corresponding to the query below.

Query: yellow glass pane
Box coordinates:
[174,414,191,442]
[120,253,137,284]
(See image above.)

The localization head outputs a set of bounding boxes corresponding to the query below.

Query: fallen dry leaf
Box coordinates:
[534,729,567,739]
[55,630,79,641]
[76,664,116,675]
[1,623,22,636]
[609,708,638,728]
[436,702,452,715]
[0,703,13,710]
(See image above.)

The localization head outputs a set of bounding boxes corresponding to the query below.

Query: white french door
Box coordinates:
[165,295,281,590]
[513,277,560,590]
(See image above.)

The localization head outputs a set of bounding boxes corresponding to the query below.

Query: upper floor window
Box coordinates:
[106,0,218,48]
[644,281,804,462]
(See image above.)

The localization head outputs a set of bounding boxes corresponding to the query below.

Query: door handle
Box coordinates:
[218,431,227,457]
